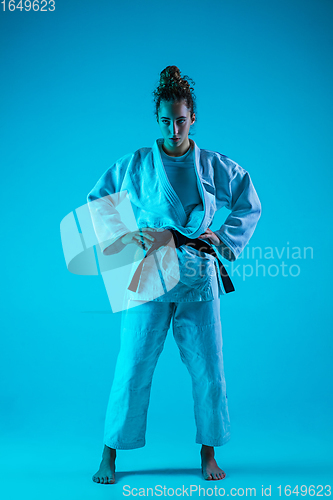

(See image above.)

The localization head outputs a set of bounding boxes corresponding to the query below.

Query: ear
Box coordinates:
[191,113,196,125]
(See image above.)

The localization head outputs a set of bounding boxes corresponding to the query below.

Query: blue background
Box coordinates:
[1,0,332,498]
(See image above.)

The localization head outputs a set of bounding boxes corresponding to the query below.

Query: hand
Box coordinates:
[121,228,156,251]
[197,228,221,246]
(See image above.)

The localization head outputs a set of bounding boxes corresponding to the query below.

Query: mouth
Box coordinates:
[170,138,180,143]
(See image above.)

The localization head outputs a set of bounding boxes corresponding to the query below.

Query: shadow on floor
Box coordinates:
[116,467,201,480]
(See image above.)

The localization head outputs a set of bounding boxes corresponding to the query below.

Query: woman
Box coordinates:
[87,66,261,484]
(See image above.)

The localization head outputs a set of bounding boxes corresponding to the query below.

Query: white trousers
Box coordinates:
[103,295,231,449]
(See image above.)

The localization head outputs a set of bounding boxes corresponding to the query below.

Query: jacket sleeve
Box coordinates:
[213,157,262,261]
[86,156,132,256]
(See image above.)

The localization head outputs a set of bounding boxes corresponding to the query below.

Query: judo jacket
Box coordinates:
[87,138,262,302]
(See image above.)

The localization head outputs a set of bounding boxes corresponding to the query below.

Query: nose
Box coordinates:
[172,121,179,136]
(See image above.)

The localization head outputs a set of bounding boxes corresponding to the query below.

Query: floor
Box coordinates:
[1,424,332,500]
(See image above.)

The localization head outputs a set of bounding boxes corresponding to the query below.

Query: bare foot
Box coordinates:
[92,445,116,484]
[201,445,226,480]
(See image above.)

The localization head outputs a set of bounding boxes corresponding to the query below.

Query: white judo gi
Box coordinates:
[87,137,261,448]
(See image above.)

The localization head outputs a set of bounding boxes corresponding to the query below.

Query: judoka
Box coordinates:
[87,65,261,484]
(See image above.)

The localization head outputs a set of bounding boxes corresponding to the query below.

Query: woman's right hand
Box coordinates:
[121,228,156,252]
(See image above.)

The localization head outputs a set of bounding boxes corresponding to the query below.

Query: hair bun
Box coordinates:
[160,65,181,87]
[152,66,197,129]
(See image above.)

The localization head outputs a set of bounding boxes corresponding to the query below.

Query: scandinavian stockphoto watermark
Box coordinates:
[183,242,314,282]
[61,193,314,312]
[228,242,313,281]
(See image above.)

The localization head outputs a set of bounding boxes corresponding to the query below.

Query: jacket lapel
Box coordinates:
[152,138,211,237]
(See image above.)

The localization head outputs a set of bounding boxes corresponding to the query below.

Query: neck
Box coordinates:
[162,138,191,157]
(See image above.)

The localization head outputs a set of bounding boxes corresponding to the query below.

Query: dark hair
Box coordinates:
[152,66,197,132]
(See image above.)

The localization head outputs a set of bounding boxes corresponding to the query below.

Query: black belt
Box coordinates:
[128,229,235,294]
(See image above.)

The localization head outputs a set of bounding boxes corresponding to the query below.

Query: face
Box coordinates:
[157,100,196,156]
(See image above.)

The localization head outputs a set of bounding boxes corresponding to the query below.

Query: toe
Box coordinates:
[202,469,208,479]
[202,467,214,480]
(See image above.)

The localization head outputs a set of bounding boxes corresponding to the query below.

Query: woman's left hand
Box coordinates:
[197,228,221,246]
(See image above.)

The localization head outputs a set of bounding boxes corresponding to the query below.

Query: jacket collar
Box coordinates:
[152,137,201,172]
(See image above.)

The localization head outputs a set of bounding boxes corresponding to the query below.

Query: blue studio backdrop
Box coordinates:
[1,0,332,499]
